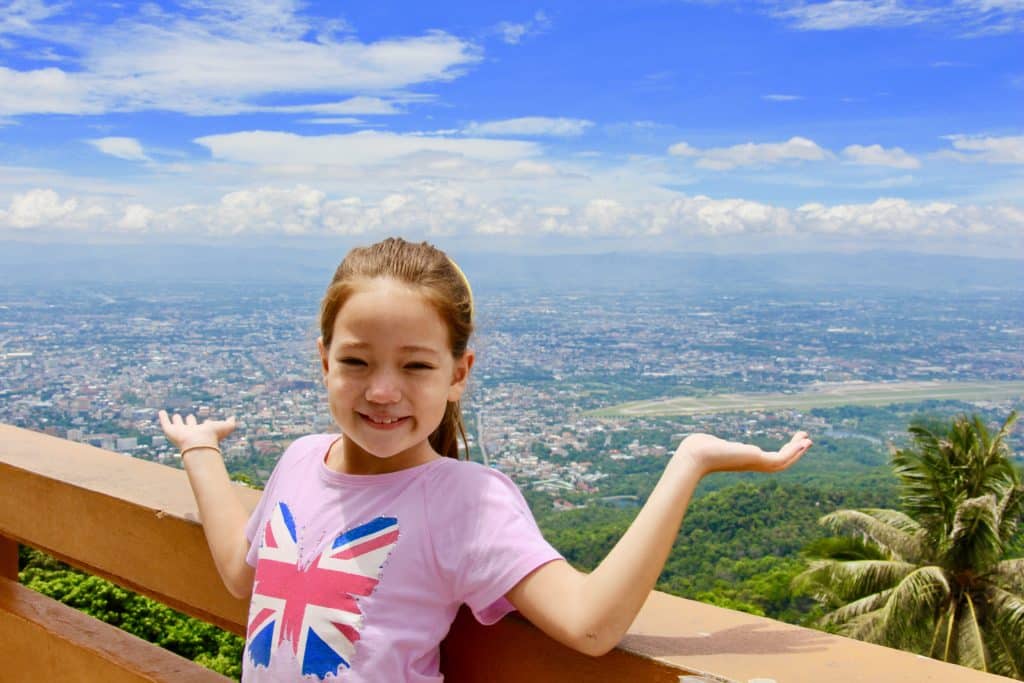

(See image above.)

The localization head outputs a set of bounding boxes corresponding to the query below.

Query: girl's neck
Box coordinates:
[323,434,441,476]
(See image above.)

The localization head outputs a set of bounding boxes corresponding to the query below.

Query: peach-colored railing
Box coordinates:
[0,424,1011,682]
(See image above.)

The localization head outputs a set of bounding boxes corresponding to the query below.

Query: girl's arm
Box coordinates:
[158,410,255,599]
[505,431,812,657]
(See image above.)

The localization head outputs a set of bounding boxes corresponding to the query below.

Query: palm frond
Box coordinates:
[819,509,924,562]
[949,493,1003,573]
[793,559,915,605]
[802,535,886,561]
[954,593,989,672]
[929,601,956,660]
[841,607,887,644]
[985,608,1024,679]
[990,558,1024,593]
[818,588,893,628]
[880,565,951,651]
[987,586,1024,637]
[996,485,1024,546]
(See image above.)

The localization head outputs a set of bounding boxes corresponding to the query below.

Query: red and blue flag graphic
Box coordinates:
[246,502,399,679]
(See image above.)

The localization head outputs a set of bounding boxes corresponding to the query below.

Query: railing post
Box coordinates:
[0,536,17,580]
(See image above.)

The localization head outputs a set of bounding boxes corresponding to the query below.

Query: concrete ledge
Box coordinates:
[0,576,230,682]
[0,424,255,635]
[1,424,1014,682]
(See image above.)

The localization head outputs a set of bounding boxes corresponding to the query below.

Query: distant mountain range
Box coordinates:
[2,242,1021,292]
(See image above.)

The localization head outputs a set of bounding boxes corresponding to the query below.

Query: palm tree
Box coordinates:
[796,411,1024,678]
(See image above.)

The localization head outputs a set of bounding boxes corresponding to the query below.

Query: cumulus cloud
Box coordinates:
[842,143,921,169]
[940,134,1024,163]
[5,184,1020,257]
[0,66,100,116]
[0,3,480,117]
[88,137,149,161]
[463,117,594,138]
[117,204,154,231]
[3,188,78,229]
[668,136,831,170]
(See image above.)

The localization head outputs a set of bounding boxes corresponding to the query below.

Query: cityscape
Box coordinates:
[2,277,1021,510]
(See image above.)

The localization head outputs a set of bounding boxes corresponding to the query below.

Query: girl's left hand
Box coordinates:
[674,431,812,476]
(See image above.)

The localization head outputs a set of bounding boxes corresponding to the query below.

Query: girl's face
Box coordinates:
[318,277,473,475]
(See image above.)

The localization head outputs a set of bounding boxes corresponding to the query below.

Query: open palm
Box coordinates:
[677,431,812,475]
[158,410,236,452]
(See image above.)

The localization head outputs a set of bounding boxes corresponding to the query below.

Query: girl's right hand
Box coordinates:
[158,410,236,453]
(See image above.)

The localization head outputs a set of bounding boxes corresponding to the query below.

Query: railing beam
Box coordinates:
[0,535,16,581]
[0,575,230,682]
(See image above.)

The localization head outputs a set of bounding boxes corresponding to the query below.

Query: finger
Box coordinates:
[185,414,197,425]
[172,413,184,426]
[784,439,813,464]
[158,410,170,428]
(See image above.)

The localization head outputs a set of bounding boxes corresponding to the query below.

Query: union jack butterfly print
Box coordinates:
[246,502,400,679]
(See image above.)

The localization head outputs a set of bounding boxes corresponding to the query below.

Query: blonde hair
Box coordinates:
[319,237,474,459]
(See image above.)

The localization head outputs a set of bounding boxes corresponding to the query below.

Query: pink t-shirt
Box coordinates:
[241,434,563,682]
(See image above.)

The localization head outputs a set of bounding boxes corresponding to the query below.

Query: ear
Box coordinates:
[447,348,475,402]
[317,337,329,381]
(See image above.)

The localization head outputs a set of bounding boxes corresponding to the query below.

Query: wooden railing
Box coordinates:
[0,424,1012,682]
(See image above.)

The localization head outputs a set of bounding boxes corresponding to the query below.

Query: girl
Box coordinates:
[159,237,812,682]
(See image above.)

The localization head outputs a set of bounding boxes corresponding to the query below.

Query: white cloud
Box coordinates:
[0,66,99,116]
[88,137,149,162]
[3,188,78,229]
[117,204,154,231]
[0,4,480,117]
[302,117,366,126]
[463,117,594,137]
[668,136,831,170]
[667,142,699,157]
[6,184,1020,257]
[771,0,1024,33]
[794,197,1004,236]
[194,130,541,166]
[496,10,552,45]
[763,94,803,101]
[270,96,408,116]
[842,144,921,169]
[775,1,932,30]
[0,0,61,39]
[941,134,1024,163]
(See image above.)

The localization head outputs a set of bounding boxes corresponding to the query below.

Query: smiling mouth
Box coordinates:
[359,413,410,429]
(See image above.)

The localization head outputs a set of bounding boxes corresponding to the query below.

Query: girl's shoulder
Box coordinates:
[424,458,526,505]
[263,433,336,478]
[426,457,512,484]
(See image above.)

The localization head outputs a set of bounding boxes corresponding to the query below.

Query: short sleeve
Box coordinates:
[243,436,309,567]
[431,463,563,625]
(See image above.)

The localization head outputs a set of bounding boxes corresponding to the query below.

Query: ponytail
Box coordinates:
[430,400,470,460]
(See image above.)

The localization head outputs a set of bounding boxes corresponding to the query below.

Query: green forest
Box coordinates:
[17,411,1024,680]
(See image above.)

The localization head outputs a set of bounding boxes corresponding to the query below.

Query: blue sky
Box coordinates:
[0,0,1021,255]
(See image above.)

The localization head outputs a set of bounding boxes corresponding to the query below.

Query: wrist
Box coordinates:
[180,444,222,459]
[669,445,709,479]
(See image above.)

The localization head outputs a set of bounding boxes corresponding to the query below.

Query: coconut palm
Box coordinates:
[796,411,1024,678]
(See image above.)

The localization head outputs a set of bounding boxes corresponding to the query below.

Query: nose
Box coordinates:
[364,370,401,404]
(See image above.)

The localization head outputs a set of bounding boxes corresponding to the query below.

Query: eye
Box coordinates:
[339,357,367,367]
[405,362,435,370]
